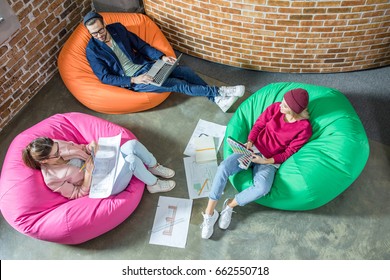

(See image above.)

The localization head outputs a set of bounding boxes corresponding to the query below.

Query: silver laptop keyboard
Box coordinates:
[153,63,171,84]
[146,54,182,86]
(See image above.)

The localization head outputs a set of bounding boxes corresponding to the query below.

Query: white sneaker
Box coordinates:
[147,179,176,193]
[201,210,219,239]
[219,85,245,97]
[214,96,238,113]
[148,164,175,178]
[218,199,234,229]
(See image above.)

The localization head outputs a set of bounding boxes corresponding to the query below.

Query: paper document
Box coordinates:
[149,196,193,248]
[184,119,226,156]
[183,156,218,199]
[194,135,217,163]
[89,133,124,198]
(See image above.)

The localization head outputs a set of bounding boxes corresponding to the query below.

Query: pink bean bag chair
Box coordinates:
[0,113,145,244]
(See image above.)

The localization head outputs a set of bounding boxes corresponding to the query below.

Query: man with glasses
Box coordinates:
[83,11,245,112]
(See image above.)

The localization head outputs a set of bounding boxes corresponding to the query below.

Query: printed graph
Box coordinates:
[149,196,193,248]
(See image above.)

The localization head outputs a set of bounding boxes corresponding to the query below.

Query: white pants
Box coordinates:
[111,140,158,195]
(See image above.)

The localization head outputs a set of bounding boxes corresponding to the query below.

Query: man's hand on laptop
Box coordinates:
[131,73,154,85]
[162,56,176,64]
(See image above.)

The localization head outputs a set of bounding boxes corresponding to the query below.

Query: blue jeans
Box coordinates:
[111,140,158,195]
[209,153,277,206]
[132,64,219,101]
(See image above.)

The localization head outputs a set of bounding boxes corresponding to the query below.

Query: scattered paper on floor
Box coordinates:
[184,119,226,156]
[149,196,193,248]
[183,156,218,199]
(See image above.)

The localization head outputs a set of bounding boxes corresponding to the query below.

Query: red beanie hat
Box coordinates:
[284,88,309,114]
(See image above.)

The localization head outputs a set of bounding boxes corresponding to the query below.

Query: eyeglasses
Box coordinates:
[46,143,60,159]
[90,27,106,37]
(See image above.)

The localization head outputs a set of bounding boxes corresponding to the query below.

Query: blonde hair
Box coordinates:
[290,108,310,120]
[22,137,54,170]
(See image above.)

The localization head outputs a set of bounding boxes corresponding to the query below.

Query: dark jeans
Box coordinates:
[132,64,219,101]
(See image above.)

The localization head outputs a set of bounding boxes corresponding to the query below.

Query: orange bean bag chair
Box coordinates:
[58,12,174,114]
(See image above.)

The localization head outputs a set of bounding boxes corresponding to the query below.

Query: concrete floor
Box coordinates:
[0,55,389,260]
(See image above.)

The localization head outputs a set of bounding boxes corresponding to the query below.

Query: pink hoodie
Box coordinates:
[40,140,91,199]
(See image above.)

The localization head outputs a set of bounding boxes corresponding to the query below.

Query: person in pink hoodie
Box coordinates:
[201,88,313,239]
[22,138,175,199]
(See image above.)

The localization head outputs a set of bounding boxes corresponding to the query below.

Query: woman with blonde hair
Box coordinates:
[201,88,312,239]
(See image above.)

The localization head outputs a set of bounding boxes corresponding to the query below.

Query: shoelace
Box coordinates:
[222,86,239,94]
[154,164,171,176]
[200,213,213,228]
[159,181,171,189]
[220,207,235,219]
[224,87,235,94]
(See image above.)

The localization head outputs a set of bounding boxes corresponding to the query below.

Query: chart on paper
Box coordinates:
[183,156,218,199]
[149,196,193,248]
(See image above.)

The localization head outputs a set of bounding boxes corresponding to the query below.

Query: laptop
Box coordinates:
[147,54,182,86]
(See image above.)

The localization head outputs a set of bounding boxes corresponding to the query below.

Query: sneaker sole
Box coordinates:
[218,220,230,230]
[222,97,238,112]
[150,170,175,179]
[154,172,175,179]
[147,182,176,193]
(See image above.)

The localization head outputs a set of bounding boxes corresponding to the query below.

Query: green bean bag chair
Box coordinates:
[224,82,369,210]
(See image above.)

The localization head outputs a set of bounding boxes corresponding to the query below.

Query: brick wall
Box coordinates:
[144,0,390,73]
[0,0,92,132]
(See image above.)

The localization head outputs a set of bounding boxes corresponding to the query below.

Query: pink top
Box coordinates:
[248,103,312,164]
[40,140,92,199]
